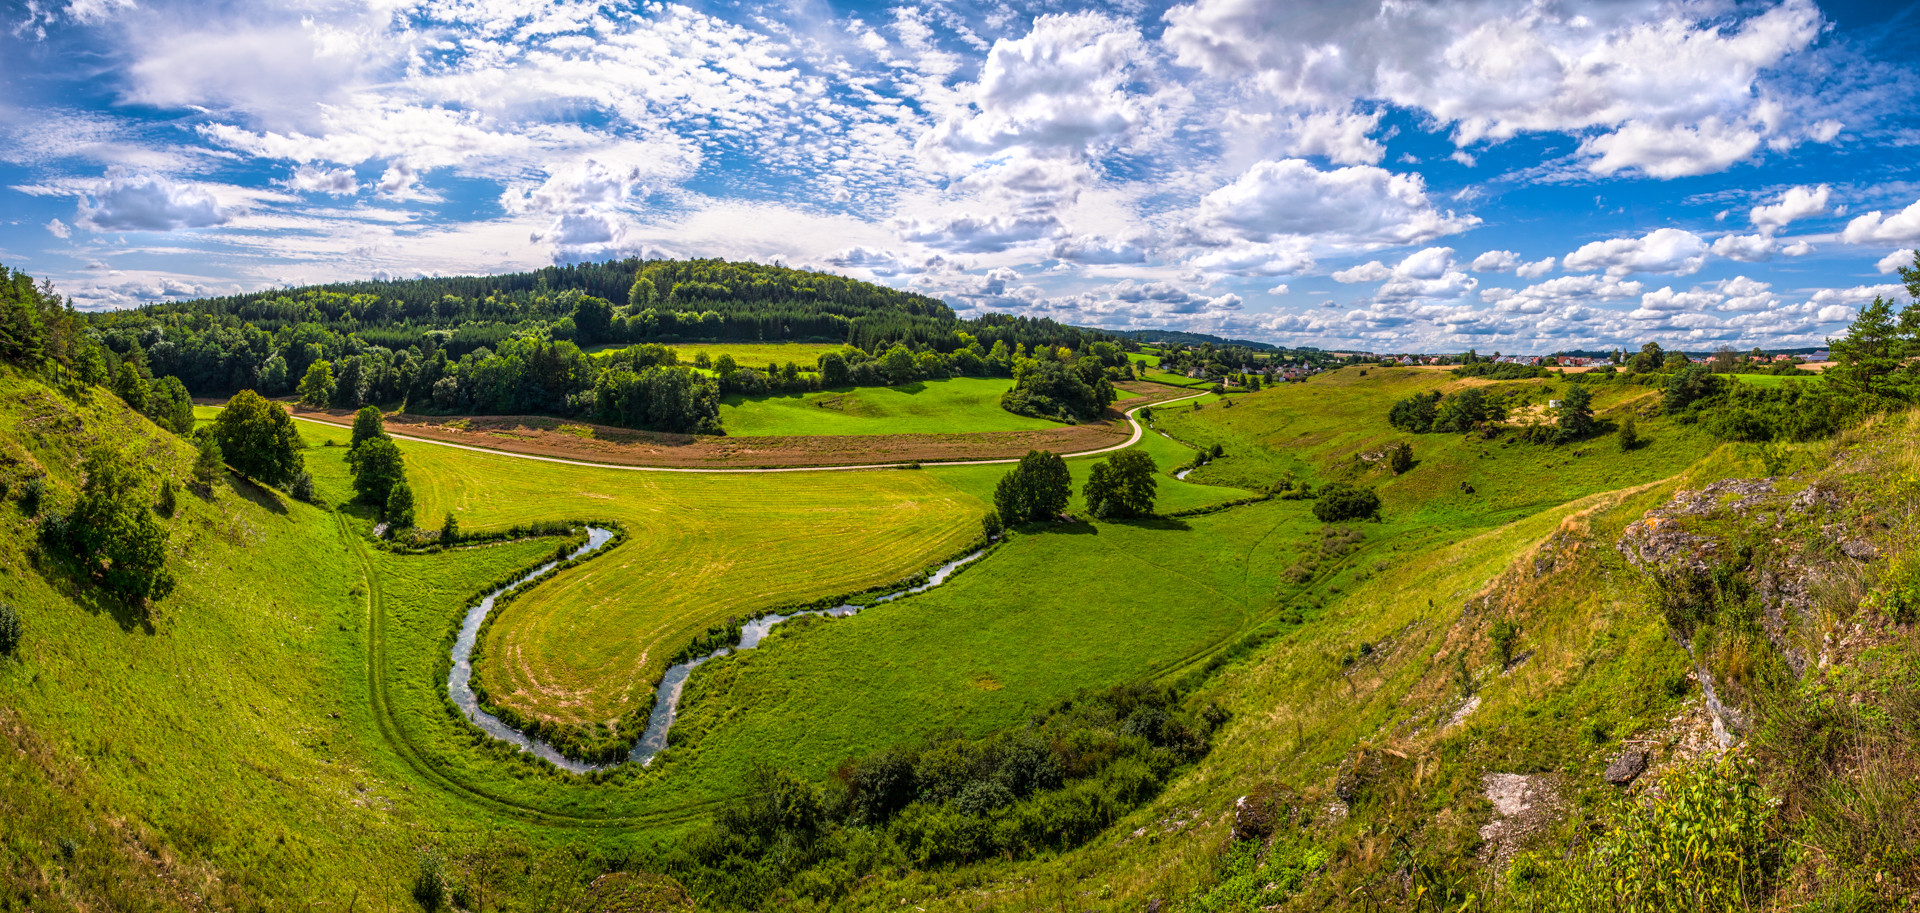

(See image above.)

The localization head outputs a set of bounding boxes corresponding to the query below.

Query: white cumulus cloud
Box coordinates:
[1842,199,1920,245]
[1750,184,1829,233]
[1564,228,1708,277]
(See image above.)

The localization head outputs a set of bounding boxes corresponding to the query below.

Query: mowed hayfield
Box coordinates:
[586,340,847,367]
[721,377,1063,436]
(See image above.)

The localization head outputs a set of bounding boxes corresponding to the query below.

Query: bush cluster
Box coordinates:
[665,683,1226,906]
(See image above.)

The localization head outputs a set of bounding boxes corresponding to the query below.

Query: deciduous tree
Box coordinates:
[212,390,304,486]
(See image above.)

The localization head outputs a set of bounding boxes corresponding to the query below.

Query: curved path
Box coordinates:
[289,390,1207,474]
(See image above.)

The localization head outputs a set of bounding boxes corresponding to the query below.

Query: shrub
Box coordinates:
[66,449,174,602]
[1311,483,1380,523]
[0,601,20,657]
[980,510,1003,539]
[1510,757,1779,910]
[288,472,315,503]
[385,480,416,529]
[1617,413,1640,451]
[1389,442,1413,474]
[1491,619,1519,668]
[19,477,44,515]
[411,852,446,911]
[156,479,177,517]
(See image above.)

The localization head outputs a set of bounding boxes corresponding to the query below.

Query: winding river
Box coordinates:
[448,529,987,773]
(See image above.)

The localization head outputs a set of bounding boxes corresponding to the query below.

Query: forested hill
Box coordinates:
[1107,328,1280,350]
[87,258,1107,386]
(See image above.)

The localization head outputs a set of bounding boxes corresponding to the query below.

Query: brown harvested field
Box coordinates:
[277,383,1196,469]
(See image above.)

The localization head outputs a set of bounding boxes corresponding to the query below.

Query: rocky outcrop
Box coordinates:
[1604,749,1649,786]
[1479,773,1561,866]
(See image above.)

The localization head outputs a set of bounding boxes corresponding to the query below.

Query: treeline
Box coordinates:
[664,683,1225,907]
[78,258,1132,433]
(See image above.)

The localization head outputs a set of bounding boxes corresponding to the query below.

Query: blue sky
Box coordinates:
[3,0,1918,351]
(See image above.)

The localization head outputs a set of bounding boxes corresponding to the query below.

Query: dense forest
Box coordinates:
[80,258,1125,435]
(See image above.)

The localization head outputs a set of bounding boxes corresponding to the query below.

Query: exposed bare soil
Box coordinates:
[270,384,1195,469]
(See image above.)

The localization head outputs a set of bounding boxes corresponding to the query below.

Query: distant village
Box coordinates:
[1133,337,1831,389]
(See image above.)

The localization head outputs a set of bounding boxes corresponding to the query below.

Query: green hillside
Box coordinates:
[6,256,1920,911]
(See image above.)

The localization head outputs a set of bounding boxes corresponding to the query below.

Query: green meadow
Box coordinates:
[13,355,1892,911]
[585,341,847,367]
[719,377,1062,436]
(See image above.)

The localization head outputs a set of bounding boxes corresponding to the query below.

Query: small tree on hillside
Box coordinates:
[1617,413,1640,451]
[0,601,18,657]
[1554,385,1596,442]
[145,376,196,435]
[1827,296,1912,400]
[385,479,416,529]
[1312,483,1380,523]
[1491,620,1520,668]
[1083,450,1158,519]
[297,360,336,408]
[1389,442,1414,475]
[212,390,304,486]
[191,433,224,493]
[440,513,460,543]
[67,449,174,603]
[349,405,387,450]
[156,478,177,517]
[289,472,316,503]
[350,436,406,508]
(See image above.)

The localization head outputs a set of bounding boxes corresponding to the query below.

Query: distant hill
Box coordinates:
[1103,328,1279,350]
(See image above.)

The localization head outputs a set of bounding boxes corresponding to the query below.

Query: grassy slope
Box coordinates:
[720,377,1062,436]
[782,367,1742,911]
[2,372,629,910]
[11,360,1816,911]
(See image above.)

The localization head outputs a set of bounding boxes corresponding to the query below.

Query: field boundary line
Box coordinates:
[289,391,1206,474]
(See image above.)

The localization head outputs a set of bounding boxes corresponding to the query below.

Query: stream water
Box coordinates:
[447,530,988,773]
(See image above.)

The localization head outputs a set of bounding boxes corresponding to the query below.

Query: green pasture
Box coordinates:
[720,377,1060,436]
[1730,371,1824,386]
[662,500,1312,790]
[1156,366,1711,526]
